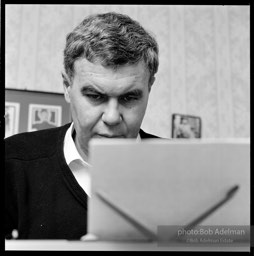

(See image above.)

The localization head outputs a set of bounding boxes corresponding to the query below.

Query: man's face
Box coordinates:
[39,110,49,122]
[64,58,154,158]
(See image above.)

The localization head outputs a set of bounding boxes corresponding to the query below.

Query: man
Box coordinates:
[32,109,57,131]
[5,12,160,240]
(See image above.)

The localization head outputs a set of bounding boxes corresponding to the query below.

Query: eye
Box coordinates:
[86,94,106,102]
[87,94,102,100]
[120,94,140,104]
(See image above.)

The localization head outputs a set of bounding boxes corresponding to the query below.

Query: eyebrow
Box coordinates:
[81,85,103,95]
[80,85,143,97]
[123,89,143,98]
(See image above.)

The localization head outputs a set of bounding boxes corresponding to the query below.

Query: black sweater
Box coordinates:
[5,123,159,239]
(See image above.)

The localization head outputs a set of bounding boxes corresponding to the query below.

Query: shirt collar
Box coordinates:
[64,123,90,167]
[136,132,141,142]
[64,122,141,166]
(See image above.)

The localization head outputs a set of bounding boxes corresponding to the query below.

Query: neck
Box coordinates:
[72,129,89,162]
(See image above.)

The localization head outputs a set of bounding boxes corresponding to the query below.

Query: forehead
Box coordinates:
[73,58,149,85]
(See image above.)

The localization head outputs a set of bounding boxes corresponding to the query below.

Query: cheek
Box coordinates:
[124,99,149,127]
[69,96,101,130]
[137,93,149,116]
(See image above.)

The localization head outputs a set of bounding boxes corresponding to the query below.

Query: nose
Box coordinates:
[102,99,122,126]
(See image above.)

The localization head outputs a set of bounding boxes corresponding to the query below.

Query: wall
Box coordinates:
[5,5,250,138]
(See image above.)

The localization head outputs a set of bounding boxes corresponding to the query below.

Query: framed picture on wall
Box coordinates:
[28,104,62,132]
[5,89,71,136]
[5,102,20,138]
[172,113,202,139]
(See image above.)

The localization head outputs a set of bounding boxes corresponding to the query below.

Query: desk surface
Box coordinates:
[5,240,250,251]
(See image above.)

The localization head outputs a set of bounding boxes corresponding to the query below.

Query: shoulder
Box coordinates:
[139,129,162,139]
[5,123,71,161]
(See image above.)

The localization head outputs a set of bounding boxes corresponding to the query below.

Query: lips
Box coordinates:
[93,134,124,138]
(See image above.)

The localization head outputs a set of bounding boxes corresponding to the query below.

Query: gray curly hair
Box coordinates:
[63,12,159,85]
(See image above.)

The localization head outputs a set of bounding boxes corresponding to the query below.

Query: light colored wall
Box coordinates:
[6,5,250,138]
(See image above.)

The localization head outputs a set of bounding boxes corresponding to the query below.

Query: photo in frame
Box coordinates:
[172,113,202,139]
[28,104,62,132]
[5,89,71,135]
[5,102,20,138]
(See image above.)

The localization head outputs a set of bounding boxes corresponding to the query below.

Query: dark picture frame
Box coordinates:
[172,113,202,139]
[5,89,71,137]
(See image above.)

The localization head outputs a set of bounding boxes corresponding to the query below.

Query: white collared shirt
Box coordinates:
[63,123,141,197]
[64,123,92,197]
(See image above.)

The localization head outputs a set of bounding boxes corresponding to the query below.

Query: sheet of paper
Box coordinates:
[88,139,250,241]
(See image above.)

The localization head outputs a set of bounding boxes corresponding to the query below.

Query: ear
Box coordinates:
[62,72,71,103]
[148,76,155,92]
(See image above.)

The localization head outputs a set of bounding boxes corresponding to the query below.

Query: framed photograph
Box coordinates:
[28,104,62,132]
[5,102,20,138]
[172,113,202,138]
[5,89,71,135]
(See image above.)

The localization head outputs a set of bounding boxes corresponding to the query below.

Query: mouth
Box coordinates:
[93,134,125,139]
